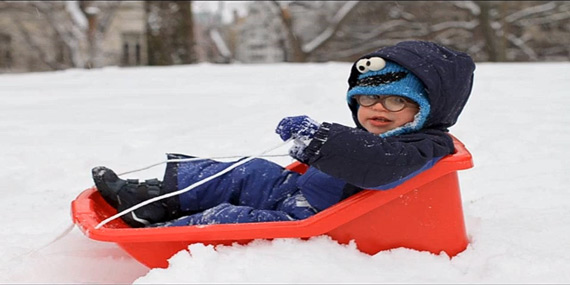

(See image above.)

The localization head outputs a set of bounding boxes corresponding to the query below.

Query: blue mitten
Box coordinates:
[275,115,320,141]
[276,116,320,163]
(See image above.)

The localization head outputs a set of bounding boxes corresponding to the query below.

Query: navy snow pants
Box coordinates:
[156,154,317,227]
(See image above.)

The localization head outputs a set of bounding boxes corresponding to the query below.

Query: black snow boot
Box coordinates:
[92,166,179,228]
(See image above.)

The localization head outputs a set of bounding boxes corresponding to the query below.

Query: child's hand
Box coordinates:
[289,139,310,163]
[275,115,320,141]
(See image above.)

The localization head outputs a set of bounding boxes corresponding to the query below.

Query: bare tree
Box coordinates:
[1,1,88,70]
[145,1,197,65]
[476,1,506,61]
[266,1,477,62]
[305,2,465,61]
[78,1,121,68]
[327,1,570,62]
[451,1,570,61]
[502,1,570,61]
[270,1,361,62]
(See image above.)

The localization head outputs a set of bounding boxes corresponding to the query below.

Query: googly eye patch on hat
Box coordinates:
[353,57,409,87]
[356,57,386,73]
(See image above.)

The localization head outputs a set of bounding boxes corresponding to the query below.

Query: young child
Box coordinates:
[92,40,475,228]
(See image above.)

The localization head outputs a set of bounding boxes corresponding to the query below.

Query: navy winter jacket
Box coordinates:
[298,41,475,210]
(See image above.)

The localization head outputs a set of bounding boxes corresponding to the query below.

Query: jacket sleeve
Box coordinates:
[302,122,455,189]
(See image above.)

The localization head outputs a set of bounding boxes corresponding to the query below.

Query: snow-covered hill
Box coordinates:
[1,62,569,283]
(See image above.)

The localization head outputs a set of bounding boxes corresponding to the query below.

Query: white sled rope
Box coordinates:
[95,139,293,229]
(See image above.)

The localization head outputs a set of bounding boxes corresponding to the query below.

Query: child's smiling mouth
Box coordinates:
[369,116,392,126]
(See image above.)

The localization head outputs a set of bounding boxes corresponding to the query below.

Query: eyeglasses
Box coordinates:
[354,95,419,112]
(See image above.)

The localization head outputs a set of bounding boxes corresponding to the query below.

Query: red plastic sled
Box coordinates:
[72,135,473,269]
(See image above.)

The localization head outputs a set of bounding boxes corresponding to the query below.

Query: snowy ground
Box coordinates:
[0,61,569,283]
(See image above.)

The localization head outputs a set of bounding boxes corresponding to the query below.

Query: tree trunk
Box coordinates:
[145,1,197,65]
[478,1,506,62]
[179,1,196,64]
[271,1,306,62]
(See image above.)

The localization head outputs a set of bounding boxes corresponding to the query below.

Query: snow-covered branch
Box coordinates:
[452,1,480,16]
[302,1,359,53]
[209,29,231,58]
[65,1,88,30]
[11,16,66,70]
[506,33,538,60]
[31,1,86,68]
[516,11,570,26]
[430,20,480,32]
[505,1,557,23]
[346,20,413,40]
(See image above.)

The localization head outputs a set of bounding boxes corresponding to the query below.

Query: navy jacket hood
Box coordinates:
[348,41,476,132]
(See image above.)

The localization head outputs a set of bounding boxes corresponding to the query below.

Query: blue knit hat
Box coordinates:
[347,57,430,137]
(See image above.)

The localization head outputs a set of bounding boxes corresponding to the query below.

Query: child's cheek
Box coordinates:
[356,107,372,132]
[357,107,364,123]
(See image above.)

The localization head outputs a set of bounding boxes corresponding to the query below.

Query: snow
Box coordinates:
[0,61,569,283]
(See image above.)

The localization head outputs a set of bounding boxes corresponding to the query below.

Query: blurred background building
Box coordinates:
[0,1,569,73]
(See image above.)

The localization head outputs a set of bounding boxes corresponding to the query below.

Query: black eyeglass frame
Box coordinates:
[354,95,419,112]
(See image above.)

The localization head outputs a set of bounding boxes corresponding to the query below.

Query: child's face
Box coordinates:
[356,96,419,135]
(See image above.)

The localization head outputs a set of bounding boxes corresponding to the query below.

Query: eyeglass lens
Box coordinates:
[356,95,409,111]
